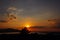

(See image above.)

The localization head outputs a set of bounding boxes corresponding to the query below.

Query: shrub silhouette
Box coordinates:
[20,27,30,35]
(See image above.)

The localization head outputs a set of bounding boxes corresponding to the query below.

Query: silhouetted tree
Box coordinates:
[20,27,30,35]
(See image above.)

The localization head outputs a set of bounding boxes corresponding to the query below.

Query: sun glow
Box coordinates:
[25,25,30,28]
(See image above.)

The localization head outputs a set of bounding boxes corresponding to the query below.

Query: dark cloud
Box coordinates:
[48,18,60,28]
[6,6,17,20]
[9,15,16,20]
[0,20,8,23]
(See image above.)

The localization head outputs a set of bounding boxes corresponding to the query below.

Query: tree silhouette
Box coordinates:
[20,27,30,35]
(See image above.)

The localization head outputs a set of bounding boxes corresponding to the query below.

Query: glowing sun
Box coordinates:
[25,25,30,28]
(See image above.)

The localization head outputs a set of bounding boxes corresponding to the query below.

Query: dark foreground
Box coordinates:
[0,32,60,40]
[0,28,60,40]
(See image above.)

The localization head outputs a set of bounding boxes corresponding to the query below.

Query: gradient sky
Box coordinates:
[0,0,60,29]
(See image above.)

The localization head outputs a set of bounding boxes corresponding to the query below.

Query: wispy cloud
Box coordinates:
[48,18,60,28]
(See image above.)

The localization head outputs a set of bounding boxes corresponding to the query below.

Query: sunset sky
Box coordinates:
[0,0,60,30]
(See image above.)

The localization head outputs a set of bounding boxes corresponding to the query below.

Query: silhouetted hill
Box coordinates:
[0,28,20,33]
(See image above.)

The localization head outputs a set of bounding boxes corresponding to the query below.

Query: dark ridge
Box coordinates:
[0,28,20,33]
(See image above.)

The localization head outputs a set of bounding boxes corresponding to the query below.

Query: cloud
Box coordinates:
[0,6,24,23]
[0,20,8,23]
[9,15,16,20]
[7,6,17,11]
[48,18,60,28]
[6,6,24,19]
[6,6,17,20]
